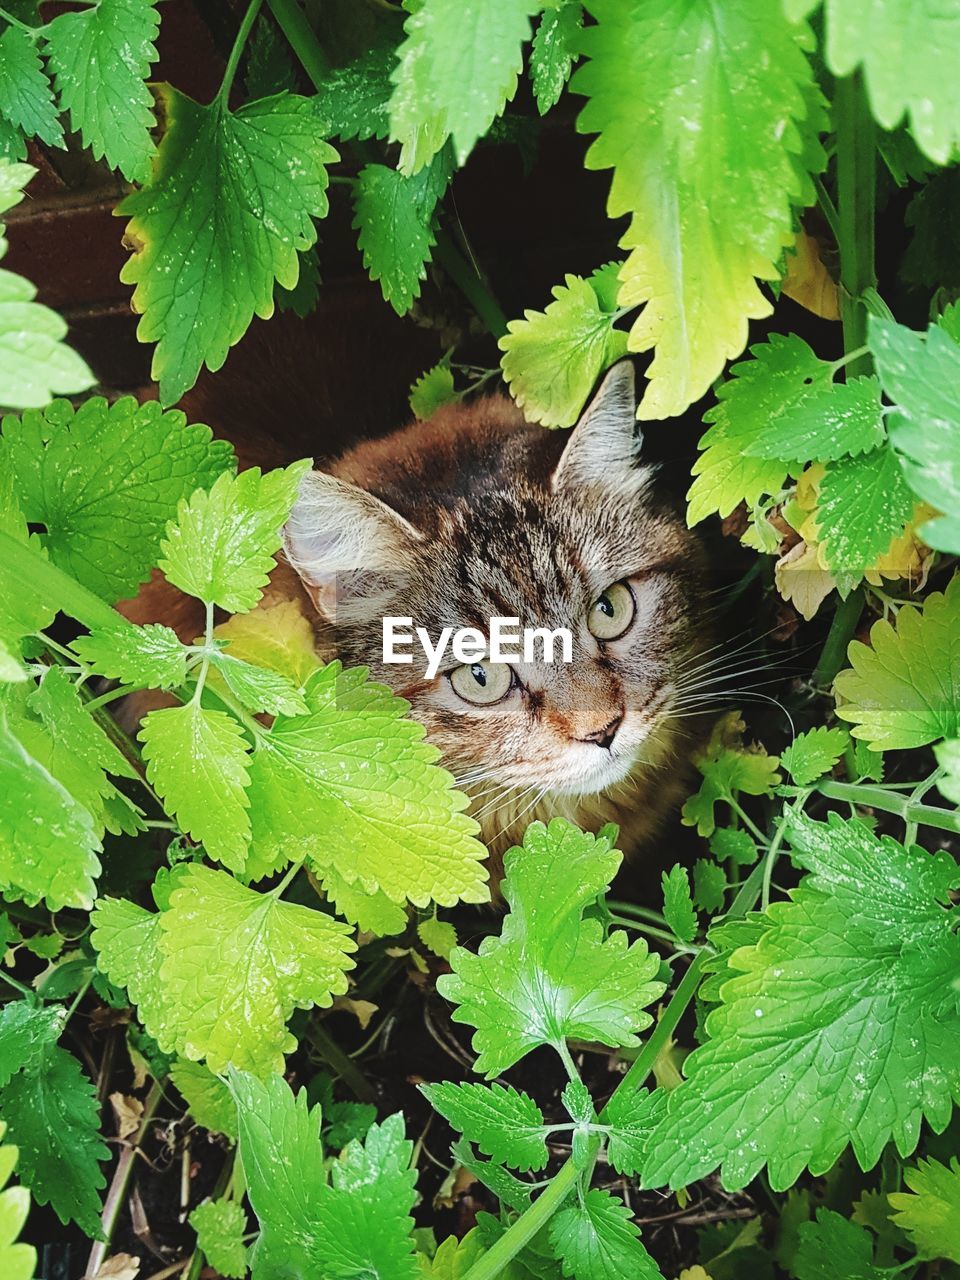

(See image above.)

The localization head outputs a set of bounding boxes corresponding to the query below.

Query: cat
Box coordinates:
[124,357,708,860]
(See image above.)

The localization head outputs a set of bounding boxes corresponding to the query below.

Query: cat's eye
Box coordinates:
[587,581,636,641]
[449,661,513,705]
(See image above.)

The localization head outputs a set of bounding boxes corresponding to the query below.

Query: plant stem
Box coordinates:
[812,174,841,244]
[461,1160,579,1280]
[267,0,332,81]
[817,779,960,835]
[434,228,509,339]
[218,0,265,102]
[308,1020,378,1104]
[813,586,864,687]
[835,70,876,377]
[0,970,34,998]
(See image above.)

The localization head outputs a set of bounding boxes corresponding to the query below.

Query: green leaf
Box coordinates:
[417,914,457,959]
[835,574,960,750]
[709,827,758,866]
[682,715,781,837]
[421,1082,548,1172]
[692,858,727,913]
[642,812,960,1191]
[499,264,629,428]
[0,1002,62,1086]
[213,600,322,689]
[935,739,960,806]
[169,1058,238,1139]
[870,315,960,553]
[73,622,188,690]
[207,650,308,717]
[661,864,697,943]
[792,1209,884,1280]
[160,462,308,613]
[140,702,252,873]
[549,1188,662,1280]
[451,1138,532,1214]
[437,819,663,1076]
[44,0,159,182]
[389,0,538,172]
[409,363,458,420]
[3,396,234,600]
[191,1198,248,1279]
[0,1042,109,1237]
[323,1100,377,1150]
[0,28,62,149]
[788,0,960,164]
[0,1120,36,1280]
[92,886,184,1050]
[779,726,848,785]
[530,2,582,115]
[119,88,338,405]
[815,446,914,573]
[353,149,452,316]
[0,709,101,910]
[889,1157,960,1263]
[159,864,355,1074]
[603,1088,663,1177]
[314,43,393,142]
[574,2,823,419]
[245,663,488,909]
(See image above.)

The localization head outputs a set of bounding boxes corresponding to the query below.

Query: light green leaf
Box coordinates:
[353,149,452,315]
[642,812,960,1191]
[661,864,697,943]
[320,865,408,936]
[0,28,62,149]
[575,1,823,419]
[72,622,188,690]
[549,1188,662,1280]
[0,1120,36,1280]
[91,888,183,1050]
[421,1082,548,1171]
[792,1209,884,1280]
[889,1157,960,1263]
[779,726,848,785]
[160,462,308,613]
[500,264,628,427]
[709,827,758,866]
[170,1058,238,1139]
[213,600,321,689]
[417,914,457,959]
[835,574,960,750]
[245,663,488,908]
[0,1042,109,1237]
[191,1198,248,1279]
[935,739,960,806]
[692,858,727,913]
[389,0,539,172]
[44,0,159,182]
[602,1087,663,1177]
[207,650,308,717]
[313,43,393,141]
[788,0,960,164]
[815,446,913,573]
[140,702,252,872]
[682,715,781,837]
[530,2,582,115]
[437,819,663,1076]
[119,88,338,405]
[409,363,458,420]
[160,864,355,1074]
[3,396,234,599]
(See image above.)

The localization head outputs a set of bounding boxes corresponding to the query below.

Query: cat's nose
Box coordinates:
[578,712,623,750]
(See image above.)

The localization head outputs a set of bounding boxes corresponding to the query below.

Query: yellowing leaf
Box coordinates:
[780,227,840,320]
[682,713,781,836]
[214,599,322,689]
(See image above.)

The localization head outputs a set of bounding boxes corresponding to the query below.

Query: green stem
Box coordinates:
[266,0,332,82]
[461,1160,579,1280]
[434,228,509,339]
[0,970,34,999]
[218,0,265,102]
[813,173,840,244]
[307,1020,378,1104]
[817,779,960,835]
[0,5,37,33]
[606,901,669,928]
[835,71,876,377]
[813,586,864,687]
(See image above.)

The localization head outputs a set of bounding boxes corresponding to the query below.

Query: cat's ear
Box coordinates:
[551,360,647,496]
[284,470,422,621]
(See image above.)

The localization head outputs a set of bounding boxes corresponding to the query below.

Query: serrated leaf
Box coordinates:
[314,43,393,141]
[160,865,355,1074]
[160,462,308,613]
[500,264,628,428]
[91,891,182,1050]
[709,827,758,866]
[834,574,960,750]
[422,1082,548,1172]
[0,28,62,149]
[119,88,338,405]
[437,819,663,1076]
[0,1002,62,1086]
[779,727,846,786]
[417,914,456,959]
[682,714,781,837]
[661,864,697,943]
[815,446,913,573]
[451,1138,532,1213]
[692,859,727,913]
[792,1209,883,1280]
[0,1042,109,1237]
[213,600,321,688]
[191,1198,247,1279]
[549,1188,662,1280]
[73,623,188,690]
[245,663,488,908]
[409,363,457,420]
[353,149,452,315]
[389,0,539,172]
[169,1058,238,1139]
[207,650,308,717]
[0,1120,36,1280]
[323,1100,376,1150]
[642,812,960,1192]
[321,864,408,936]
[574,2,823,419]
[140,702,252,872]
[3,396,234,600]
[889,1157,960,1263]
[530,2,582,115]
[602,1087,663,1177]
[0,710,101,910]
[44,0,159,182]
[789,0,960,164]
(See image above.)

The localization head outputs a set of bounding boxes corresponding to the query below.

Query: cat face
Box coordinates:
[284,362,706,816]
